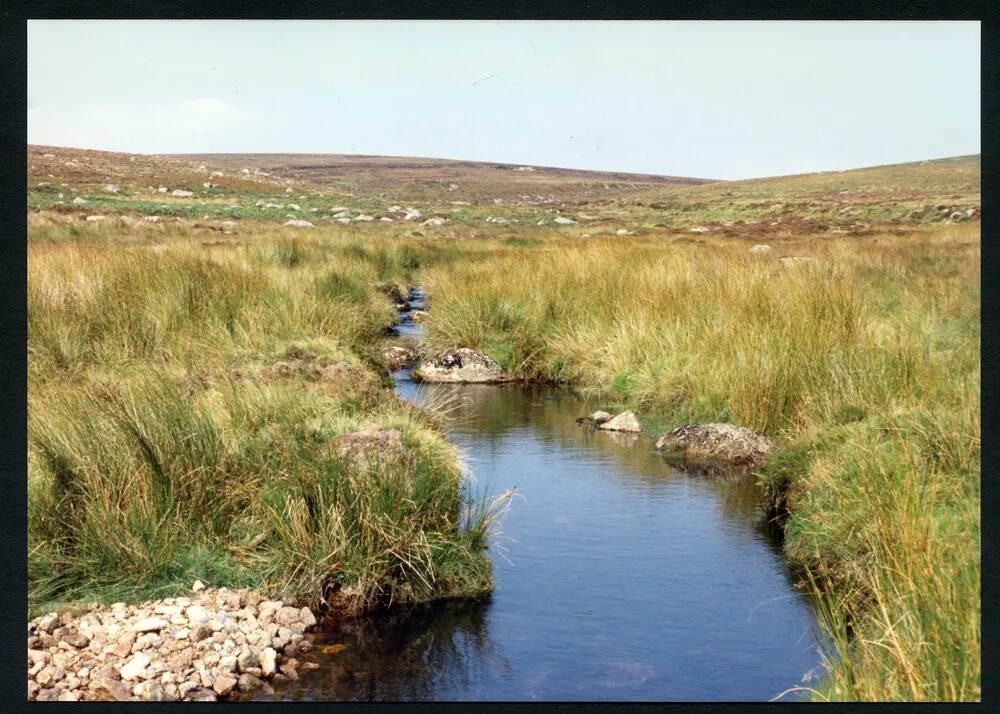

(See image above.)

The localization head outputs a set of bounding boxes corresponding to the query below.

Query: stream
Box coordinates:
[263,290,825,701]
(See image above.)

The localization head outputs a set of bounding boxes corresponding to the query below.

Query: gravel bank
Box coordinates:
[27,583,319,701]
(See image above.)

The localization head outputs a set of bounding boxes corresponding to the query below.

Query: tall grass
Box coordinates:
[28,224,499,615]
[783,409,980,701]
[422,227,980,701]
[28,211,981,699]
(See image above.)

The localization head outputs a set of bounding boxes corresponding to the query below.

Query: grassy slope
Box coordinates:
[27,146,981,700]
[593,154,981,238]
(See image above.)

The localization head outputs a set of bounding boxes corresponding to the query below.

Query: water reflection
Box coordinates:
[263,599,508,701]
[397,380,780,548]
[265,373,823,701]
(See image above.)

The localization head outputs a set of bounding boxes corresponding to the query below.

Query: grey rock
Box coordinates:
[413,348,511,384]
[185,604,209,623]
[237,647,259,671]
[274,607,302,628]
[177,680,200,699]
[655,423,775,475]
[219,655,238,673]
[598,411,642,433]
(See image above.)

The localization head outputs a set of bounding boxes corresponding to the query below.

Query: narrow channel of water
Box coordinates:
[265,291,825,701]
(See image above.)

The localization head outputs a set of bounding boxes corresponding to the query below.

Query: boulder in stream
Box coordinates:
[597,411,642,433]
[654,423,774,475]
[412,348,511,384]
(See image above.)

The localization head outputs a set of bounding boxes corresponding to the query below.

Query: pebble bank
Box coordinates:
[27,583,319,701]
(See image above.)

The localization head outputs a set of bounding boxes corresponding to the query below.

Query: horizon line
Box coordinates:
[27,143,981,184]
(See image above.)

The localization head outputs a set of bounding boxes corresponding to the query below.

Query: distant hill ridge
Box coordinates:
[168,152,716,186]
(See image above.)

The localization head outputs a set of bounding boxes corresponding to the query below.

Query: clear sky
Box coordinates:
[27,20,980,180]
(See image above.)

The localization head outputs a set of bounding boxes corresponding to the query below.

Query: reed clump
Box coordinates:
[28,225,500,615]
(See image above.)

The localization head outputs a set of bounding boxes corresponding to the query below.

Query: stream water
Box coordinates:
[264,292,824,701]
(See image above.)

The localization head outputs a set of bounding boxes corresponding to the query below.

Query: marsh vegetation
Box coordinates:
[27,146,980,701]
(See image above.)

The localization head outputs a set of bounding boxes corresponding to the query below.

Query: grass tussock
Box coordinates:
[422,226,980,701]
[28,225,500,616]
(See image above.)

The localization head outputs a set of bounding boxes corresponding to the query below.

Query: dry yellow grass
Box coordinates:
[28,220,499,615]
[422,224,980,702]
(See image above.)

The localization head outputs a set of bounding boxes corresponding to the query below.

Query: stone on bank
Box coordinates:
[27,585,318,701]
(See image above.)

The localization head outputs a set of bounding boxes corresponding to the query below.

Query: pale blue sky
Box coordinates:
[28,20,980,180]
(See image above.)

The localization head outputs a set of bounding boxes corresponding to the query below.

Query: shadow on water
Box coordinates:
[263,303,825,701]
[267,598,509,701]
